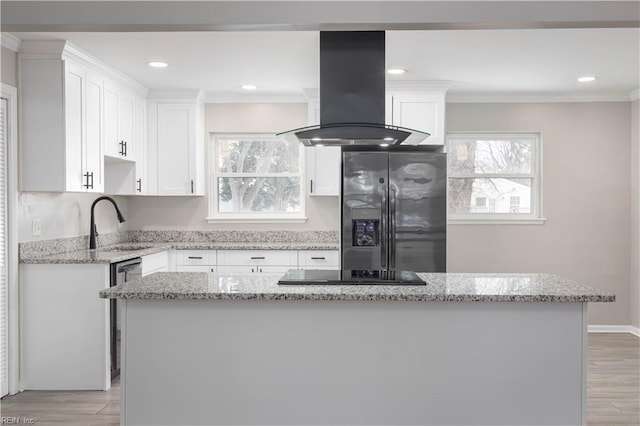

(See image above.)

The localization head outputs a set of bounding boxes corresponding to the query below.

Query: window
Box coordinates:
[447,133,544,224]
[208,134,305,223]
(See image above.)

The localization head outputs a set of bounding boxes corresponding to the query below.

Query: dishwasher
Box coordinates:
[110,257,142,380]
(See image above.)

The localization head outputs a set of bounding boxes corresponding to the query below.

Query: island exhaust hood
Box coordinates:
[277,31,429,147]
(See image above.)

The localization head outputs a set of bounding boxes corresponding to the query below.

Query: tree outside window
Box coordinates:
[209,135,304,221]
[447,133,542,222]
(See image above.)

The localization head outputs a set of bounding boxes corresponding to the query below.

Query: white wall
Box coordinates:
[18,193,129,242]
[126,103,340,231]
[446,102,632,326]
[631,98,639,329]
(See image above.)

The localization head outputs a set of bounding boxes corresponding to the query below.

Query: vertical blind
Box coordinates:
[0,97,8,397]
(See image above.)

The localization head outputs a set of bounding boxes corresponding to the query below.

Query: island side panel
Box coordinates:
[122,300,586,426]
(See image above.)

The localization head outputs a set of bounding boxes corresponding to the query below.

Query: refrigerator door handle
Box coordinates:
[390,188,397,268]
[380,187,387,269]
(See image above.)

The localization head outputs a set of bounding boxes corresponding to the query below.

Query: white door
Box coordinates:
[0,98,8,397]
[85,71,104,192]
[157,104,193,195]
[64,62,85,192]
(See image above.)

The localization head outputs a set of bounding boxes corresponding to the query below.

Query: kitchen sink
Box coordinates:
[100,245,154,252]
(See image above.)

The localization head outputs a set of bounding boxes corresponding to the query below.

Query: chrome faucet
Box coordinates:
[89,196,125,250]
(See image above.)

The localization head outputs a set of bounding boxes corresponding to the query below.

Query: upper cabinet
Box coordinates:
[386,84,448,146]
[304,91,341,197]
[19,40,148,193]
[146,91,205,196]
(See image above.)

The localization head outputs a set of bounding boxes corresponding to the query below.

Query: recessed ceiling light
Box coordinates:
[380,143,390,147]
[387,68,407,75]
[315,143,324,147]
[148,61,168,68]
[577,76,597,82]
[311,137,322,142]
[241,84,257,90]
[383,137,394,141]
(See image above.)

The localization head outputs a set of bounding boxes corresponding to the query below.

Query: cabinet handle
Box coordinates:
[119,141,125,156]
[89,172,94,189]
[250,256,265,260]
[259,268,263,273]
[210,268,214,272]
[123,141,127,157]
[83,172,91,189]
[191,180,194,194]
[310,179,313,194]
[311,257,326,260]
[188,256,203,259]
[251,268,254,273]
[137,179,142,193]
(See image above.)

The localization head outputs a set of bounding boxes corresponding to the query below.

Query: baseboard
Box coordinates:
[588,325,640,337]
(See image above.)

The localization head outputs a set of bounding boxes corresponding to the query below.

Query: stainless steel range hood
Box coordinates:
[277,31,429,147]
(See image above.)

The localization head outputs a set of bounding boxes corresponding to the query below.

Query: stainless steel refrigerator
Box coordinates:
[341,146,446,272]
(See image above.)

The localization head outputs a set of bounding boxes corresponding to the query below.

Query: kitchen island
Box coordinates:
[101,272,614,426]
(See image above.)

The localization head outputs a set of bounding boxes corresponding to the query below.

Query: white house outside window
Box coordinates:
[447,133,544,224]
[207,134,305,223]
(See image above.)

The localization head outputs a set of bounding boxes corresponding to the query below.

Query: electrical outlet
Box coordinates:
[32,218,42,237]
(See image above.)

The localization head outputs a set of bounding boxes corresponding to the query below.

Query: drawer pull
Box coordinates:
[311,257,326,260]
[250,256,265,260]
[188,256,203,259]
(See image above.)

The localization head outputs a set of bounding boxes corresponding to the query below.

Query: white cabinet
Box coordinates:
[385,88,447,146]
[175,250,216,272]
[104,92,146,195]
[306,147,341,196]
[142,251,169,276]
[298,250,339,270]
[21,263,110,390]
[104,82,136,161]
[305,94,341,197]
[20,54,104,192]
[19,40,147,193]
[217,250,297,273]
[147,92,205,196]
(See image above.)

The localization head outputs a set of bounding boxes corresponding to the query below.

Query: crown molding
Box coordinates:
[148,89,206,103]
[446,91,635,103]
[204,93,307,104]
[19,39,148,97]
[630,89,640,101]
[1,33,21,52]
[386,80,452,92]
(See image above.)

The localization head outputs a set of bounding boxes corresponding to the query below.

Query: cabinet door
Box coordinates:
[84,71,104,193]
[64,62,85,192]
[390,93,445,146]
[119,91,135,160]
[307,146,341,196]
[134,98,146,194]
[103,82,120,157]
[157,104,194,195]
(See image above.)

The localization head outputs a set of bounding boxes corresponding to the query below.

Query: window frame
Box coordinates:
[446,132,545,225]
[206,133,307,223]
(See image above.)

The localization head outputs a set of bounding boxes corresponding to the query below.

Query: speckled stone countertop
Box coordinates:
[99,272,615,303]
[21,242,339,264]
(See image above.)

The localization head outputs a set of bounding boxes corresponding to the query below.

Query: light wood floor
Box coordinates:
[1,333,638,425]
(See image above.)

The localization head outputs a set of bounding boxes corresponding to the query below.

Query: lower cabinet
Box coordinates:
[21,264,111,390]
[169,249,339,273]
[217,250,297,273]
[141,251,169,276]
[175,250,216,272]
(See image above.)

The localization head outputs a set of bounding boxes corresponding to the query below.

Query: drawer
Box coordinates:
[217,265,292,274]
[217,250,297,266]
[176,265,216,273]
[141,251,169,276]
[298,250,339,268]
[176,250,216,266]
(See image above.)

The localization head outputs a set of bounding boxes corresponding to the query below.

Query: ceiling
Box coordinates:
[13,28,640,100]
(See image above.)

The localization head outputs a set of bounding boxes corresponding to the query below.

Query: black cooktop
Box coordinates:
[277,269,426,285]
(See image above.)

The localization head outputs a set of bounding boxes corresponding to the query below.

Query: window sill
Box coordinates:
[448,218,547,225]
[206,216,308,224]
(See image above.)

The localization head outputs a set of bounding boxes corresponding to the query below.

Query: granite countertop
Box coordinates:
[99,271,615,303]
[20,242,340,264]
